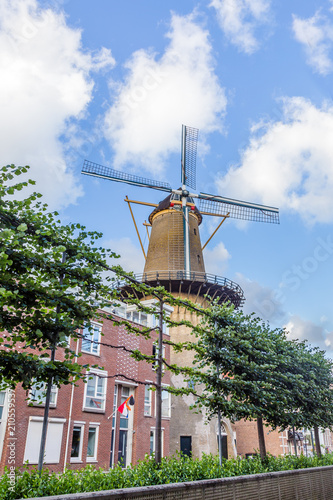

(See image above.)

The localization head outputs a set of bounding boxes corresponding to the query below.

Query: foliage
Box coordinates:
[0,164,120,389]
[190,302,333,426]
[2,453,333,499]
[186,302,333,458]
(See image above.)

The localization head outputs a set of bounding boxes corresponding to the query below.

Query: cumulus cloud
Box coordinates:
[285,315,328,351]
[210,0,271,54]
[104,12,226,173]
[216,97,333,225]
[105,237,145,275]
[203,241,231,275]
[292,11,333,75]
[235,275,332,354]
[0,0,115,209]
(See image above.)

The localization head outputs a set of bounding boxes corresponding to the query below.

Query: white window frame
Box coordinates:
[86,423,100,462]
[152,344,166,372]
[70,422,85,463]
[144,385,152,416]
[157,387,171,419]
[83,369,107,413]
[0,390,8,462]
[126,306,148,327]
[29,381,58,408]
[150,427,164,457]
[81,322,102,355]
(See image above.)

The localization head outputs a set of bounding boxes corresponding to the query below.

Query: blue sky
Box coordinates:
[2,0,333,355]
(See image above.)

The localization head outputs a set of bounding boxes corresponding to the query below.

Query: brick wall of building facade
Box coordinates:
[0,310,170,473]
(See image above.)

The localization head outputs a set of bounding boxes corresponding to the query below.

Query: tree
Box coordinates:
[189,302,333,459]
[0,164,121,389]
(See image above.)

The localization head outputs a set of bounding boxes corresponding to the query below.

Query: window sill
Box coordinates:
[144,414,152,418]
[81,351,100,357]
[70,459,83,463]
[83,408,105,413]
[86,459,97,463]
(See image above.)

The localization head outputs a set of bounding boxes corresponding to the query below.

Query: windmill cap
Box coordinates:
[148,192,203,225]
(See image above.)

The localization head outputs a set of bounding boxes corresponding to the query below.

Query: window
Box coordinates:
[87,425,99,461]
[81,323,101,355]
[0,392,5,420]
[126,308,148,326]
[152,344,165,372]
[149,428,164,457]
[84,371,107,412]
[30,381,58,407]
[144,385,152,416]
[23,416,66,464]
[71,424,84,462]
[161,389,171,418]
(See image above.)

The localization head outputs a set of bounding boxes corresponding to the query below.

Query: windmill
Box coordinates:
[82,125,279,307]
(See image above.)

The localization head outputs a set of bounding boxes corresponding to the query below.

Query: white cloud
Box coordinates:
[236,275,332,354]
[210,0,271,54]
[104,12,226,173]
[105,237,145,274]
[203,241,231,275]
[292,12,333,75]
[216,97,333,225]
[285,315,328,352]
[0,0,115,209]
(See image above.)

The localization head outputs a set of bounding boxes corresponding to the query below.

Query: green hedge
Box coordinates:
[2,453,333,500]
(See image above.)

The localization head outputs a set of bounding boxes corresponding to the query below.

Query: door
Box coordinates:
[180,436,192,457]
[118,429,127,465]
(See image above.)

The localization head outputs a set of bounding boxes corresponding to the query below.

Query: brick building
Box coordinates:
[0,301,171,473]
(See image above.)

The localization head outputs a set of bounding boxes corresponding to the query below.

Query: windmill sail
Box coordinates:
[198,192,279,224]
[181,125,198,190]
[82,160,172,192]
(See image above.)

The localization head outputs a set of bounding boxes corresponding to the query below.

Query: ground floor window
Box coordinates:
[23,417,66,464]
[149,428,164,457]
[71,423,84,462]
[87,425,99,461]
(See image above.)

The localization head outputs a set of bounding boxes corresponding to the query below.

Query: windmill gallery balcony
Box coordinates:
[113,270,245,309]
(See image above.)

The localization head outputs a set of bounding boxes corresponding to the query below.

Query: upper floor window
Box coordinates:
[161,389,171,418]
[152,344,166,372]
[30,381,58,407]
[144,385,152,416]
[126,308,148,327]
[126,300,173,334]
[84,370,107,412]
[81,323,102,355]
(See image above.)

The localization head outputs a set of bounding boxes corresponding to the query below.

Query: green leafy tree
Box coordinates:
[189,302,333,459]
[0,164,120,389]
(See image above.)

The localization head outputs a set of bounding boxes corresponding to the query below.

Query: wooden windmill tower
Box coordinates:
[82,125,279,308]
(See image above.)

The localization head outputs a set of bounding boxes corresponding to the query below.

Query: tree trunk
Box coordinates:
[257,417,267,460]
[314,426,322,456]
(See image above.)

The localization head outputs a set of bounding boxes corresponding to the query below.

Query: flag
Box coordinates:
[117,395,135,418]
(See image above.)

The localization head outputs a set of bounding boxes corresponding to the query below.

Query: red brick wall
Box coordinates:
[0,312,170,473]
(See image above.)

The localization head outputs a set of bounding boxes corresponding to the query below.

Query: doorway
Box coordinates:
[180,436,192,457]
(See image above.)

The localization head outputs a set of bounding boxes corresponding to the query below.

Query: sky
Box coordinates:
[2,0,333,356]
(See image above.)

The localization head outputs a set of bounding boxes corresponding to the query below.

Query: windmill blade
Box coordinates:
[198,192,279,224]
[82,160,172,193]
[181,125,198,190]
